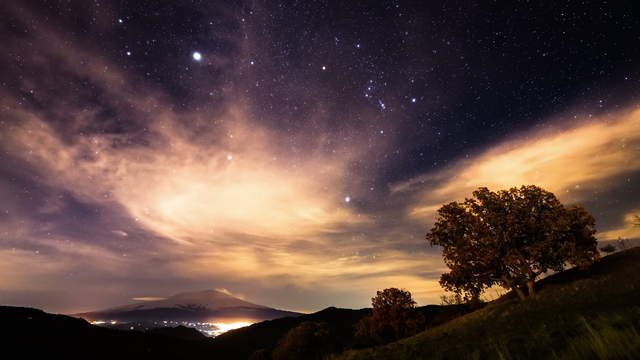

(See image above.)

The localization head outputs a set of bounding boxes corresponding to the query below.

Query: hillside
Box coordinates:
[210,302,475,359]
[0,306,216,359]
[0,301,472,360]
[333,247,640,360]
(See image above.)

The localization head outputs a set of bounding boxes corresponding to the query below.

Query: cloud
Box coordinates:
[132,297,167,301]
[598,210,640,241]
[395,107,640,220]
[0,15,391,311]
[215,288,246,300]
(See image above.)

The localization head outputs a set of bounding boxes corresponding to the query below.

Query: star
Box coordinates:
[227,154,233,160]
[192,51,202,61]
[344,196,351,203]
[410,97,417,103]
[126,51,131,56]
[117,18,123,24]
[321,65,327,71]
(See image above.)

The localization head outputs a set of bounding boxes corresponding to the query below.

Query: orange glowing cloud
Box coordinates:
[395,107,640,219]
[598,211,640,241]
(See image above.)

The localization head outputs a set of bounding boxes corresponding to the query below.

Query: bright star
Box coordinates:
[345,196,351,203]
[227,154,233,160]
[118,18,123,24]
[321,65,327,71]
[411,97,417,103]
[192,51,202,61]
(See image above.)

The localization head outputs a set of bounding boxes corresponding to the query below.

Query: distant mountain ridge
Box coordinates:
[73,289,301,323]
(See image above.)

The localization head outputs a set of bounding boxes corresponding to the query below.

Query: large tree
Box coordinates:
[426,185,599,301]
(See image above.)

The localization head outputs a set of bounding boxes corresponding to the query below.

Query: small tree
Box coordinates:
[439,293,465,306]
[355,288,424,345]
[271,322,332,360]
[426,185,599,301]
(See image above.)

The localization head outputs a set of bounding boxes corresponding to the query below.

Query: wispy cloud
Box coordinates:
[395,108,640,221]
[598,210,640,241]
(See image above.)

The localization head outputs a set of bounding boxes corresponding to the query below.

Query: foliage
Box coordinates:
[426,185,599,300]
[271,321,333,360]
[355,288,425,345]
[439,293,465,306]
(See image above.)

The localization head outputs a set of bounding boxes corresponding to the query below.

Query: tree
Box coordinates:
[355,288,425,345]
[271,321,332,360]
[426,185,599,301]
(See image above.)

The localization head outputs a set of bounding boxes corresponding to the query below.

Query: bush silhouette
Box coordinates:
[271,321,333,360]
[355,288,425,345]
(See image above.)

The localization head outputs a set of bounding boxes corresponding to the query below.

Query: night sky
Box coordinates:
[1,1,639,313]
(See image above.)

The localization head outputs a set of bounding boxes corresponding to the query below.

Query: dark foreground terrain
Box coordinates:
[0,302,470,359]
[334,247,640,360]
[2,248,639,359]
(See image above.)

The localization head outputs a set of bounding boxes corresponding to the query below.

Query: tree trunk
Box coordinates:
[502,276,527,301]
[527,280,535,297]
[513,286,527,301]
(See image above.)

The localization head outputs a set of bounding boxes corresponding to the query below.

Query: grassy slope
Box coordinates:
[334,247,640,360]
[211,304,474,359]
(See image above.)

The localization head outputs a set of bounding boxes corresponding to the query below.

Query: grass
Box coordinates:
[332,248,640,360]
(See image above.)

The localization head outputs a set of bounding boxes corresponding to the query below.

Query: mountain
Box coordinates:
[210,304,474,360]
[73,289,301,323]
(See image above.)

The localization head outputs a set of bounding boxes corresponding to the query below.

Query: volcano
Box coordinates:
[73,289,301,323]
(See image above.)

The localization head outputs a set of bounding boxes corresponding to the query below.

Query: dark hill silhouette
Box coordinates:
[147,325,208,340]
[211,304,474,359]
[0,303,473,360]
[0,306,216,359]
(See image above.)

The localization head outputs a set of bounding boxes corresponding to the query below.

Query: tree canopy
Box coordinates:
[271,321,332,360]
[426,185,599,300]
[356,288,424,344]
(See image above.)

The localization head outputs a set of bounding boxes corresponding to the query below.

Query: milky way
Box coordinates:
[1,1,639,313]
